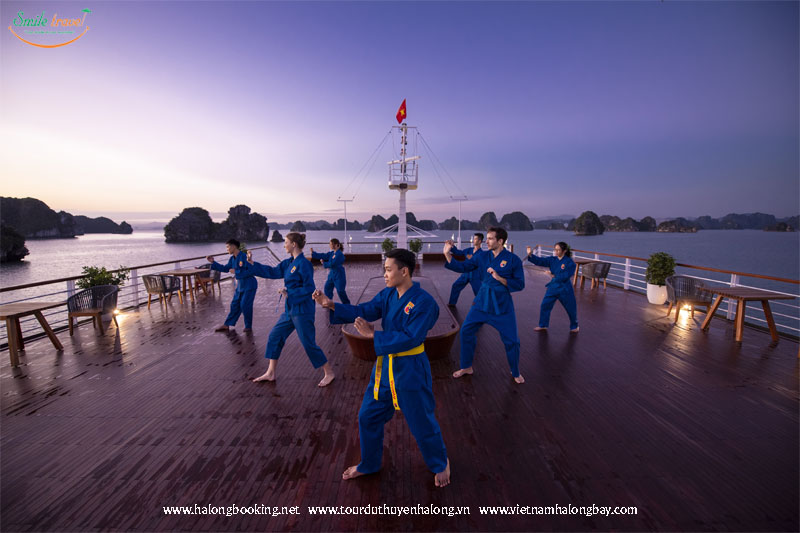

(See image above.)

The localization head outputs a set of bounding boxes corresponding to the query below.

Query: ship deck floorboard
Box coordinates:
[2,262,798,531]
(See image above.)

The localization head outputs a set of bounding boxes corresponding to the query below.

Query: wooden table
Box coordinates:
[342,276,460,361]
[160,268,210,303]
[0,301,65,367]
[700,286,796,342]
[572,258,596,286]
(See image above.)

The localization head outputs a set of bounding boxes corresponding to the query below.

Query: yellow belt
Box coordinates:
[374,343,425,411]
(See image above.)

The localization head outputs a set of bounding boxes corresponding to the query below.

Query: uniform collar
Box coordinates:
[394,281,420,302]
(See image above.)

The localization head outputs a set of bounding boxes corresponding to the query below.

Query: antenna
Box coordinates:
[337,198,353,249]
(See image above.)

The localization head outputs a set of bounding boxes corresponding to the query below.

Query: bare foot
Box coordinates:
[318,373,335,387]
[342,465,367,480]
[514,374,525,384]
[252,370,275,383]
[534,326,547,331]
[214,325,230,332]
[570,327,580,333]
[435,459,451,487]
[452,368,473,378]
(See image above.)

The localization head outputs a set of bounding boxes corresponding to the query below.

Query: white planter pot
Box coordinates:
[646,283,668,305]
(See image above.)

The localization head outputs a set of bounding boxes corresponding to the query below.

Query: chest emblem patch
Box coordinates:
[290,266,297,274]
[500,260,507,268]
[404,301,415,315]
[238,261,243,267]
[561,264,565,270]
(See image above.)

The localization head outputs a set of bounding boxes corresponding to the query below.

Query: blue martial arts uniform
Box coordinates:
[209,251,257,329]
[526,253,579,330]
[445,248,525,377]
[331,282,448,475]
[447,245,485,305]
[311,248,350,304]
[250,254,327,369]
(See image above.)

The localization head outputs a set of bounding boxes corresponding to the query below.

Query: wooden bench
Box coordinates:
[341,275,460,361]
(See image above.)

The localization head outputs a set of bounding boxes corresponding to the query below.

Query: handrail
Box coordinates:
[0,244,274,293]
[535,245,799,284]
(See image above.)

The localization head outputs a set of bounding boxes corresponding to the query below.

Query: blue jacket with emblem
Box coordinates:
[249,254,316,315]
[526,254,576,294]
[331,282,438,391]
[209,251,257,292]
[445,248,524,315]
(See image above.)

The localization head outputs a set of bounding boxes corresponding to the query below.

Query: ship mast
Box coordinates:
[388,121,420,249]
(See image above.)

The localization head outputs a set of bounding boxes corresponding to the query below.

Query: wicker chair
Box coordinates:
[142,275,183,308]
[194,264,221,295]
[665,275,713,323]
[67,284,120,335]
[579,261,611,289]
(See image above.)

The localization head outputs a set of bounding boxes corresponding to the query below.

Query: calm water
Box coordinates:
[2,230,798,289]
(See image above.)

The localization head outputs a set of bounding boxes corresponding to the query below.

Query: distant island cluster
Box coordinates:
[0,196,796,262]
[1,197,132,262]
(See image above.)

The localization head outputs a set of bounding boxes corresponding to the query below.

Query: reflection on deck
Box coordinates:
[1,263,797,532]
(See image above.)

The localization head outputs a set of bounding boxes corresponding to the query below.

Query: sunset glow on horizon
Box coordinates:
[1,1,797,222]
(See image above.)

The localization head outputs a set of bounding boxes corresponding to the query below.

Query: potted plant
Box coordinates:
[381,238,395,263]
[76,266,129,289]
[645,252,675,305]
[76,265,129,321]
[408,238,423,271]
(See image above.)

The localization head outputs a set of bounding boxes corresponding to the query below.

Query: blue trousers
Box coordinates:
[224,288,256,329]
[459,307,521,377]
[324,277,350,305]
[539,288,579,330]
[265,312,327,368]
[448,275,480,305]
[356,361,448,474]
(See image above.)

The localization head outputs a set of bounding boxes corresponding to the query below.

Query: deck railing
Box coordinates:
[2,242,798,349]
[532,244,800,337]
[0,245,283,349]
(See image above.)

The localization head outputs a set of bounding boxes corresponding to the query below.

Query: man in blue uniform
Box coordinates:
[446,232,485,306]
[312,248,451,487]
[310,238,350,304]
[206,239,257,333]
[444,227,526,384]
[247,233,335,387]
[526,243,579,333]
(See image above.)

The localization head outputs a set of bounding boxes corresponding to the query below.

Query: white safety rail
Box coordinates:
[3,242,798,349]
[0,246,282,349]
[532,245,800,338]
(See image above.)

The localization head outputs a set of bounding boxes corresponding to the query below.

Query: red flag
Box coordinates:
[395,99,407,124]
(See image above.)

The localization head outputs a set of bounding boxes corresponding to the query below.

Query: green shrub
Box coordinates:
[381,238,395,254]
[645,252,676,285]
[76,266,129,289]
[408,239,422,253]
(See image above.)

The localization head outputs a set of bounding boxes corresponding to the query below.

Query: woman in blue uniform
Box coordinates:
[248,232,335,387]
[525,242,579,333]
[206,239,257,333]
[310,238,350,304]
[312,248,451,487]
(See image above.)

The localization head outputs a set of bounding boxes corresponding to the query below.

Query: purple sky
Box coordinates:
[1,1,797,223]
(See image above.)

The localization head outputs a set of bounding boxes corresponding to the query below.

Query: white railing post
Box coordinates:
[594,253,599,260]
[174,261,181,270]
[67,279,76,299]
[536,245,541,256]
[624,258,631,290]
[130,268,140,307]
[726,274,739,319]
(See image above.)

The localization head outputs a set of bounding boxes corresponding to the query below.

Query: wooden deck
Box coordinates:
[1,263,797,532]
